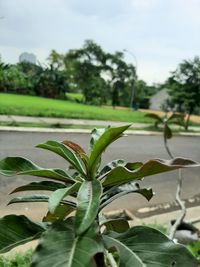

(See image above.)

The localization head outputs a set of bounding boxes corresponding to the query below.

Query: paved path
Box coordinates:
[0,131,200,215]
[0,114,149,128]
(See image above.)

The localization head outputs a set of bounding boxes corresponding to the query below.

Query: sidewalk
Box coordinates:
[1,114,200,136]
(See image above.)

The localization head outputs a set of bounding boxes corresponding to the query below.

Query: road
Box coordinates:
[0,131,200,219]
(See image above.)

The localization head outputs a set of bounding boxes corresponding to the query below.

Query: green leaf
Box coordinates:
[98,159,125,179]
[145,113,163,122]
[31,218,103,267]
[103,157,200,187]
[107,226,198,266]
[100,183,153,210]
[145,113,163,128]
[168,113,185,122]
[36,140,86,177]
[103,235,144,267]
[75,179,102,235]
[89,127,107,151]
[0,215,45,253]
[48,182,80,214]
[88,125,130,178]
[8,195,76,208]
[11,181,65,194]
[164,123,172,139]
[0,157,74,183]
[43,204,75,222]
[101,218,129,233]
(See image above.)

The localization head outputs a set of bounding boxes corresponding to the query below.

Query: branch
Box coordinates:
[169,169,186,239]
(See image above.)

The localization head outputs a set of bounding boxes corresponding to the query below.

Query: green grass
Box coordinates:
[0,93,151,123]
[65,92,84,103]
[0,250,32,267]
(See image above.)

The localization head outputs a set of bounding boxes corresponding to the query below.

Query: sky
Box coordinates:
[0,0,200,84]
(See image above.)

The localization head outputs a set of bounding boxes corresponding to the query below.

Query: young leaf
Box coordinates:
[107,226,198,266]
[0,215,45,253]
[103,157,200,187]
[88,125,130,178]
[0,157,74,183]
[11,181,66,194]
[103,235,144,267]
[100,183,153,210]
[48,182,80,214]
[36,140,86,177]
[89,127,107,151]
[62,140,89,168]
[75,179,102,235]
[31,218,103,267]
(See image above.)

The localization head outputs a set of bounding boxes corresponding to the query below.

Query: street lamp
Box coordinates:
[123,49,138,110]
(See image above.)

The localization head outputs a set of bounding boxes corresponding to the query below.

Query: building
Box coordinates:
[19,52,37,64]
[150,88,169,110]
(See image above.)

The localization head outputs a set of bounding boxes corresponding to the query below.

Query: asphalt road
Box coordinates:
[0,131,200,219]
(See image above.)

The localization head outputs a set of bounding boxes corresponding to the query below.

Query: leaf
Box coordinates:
[103,235,144,267]
[75,179,102,235]
[36,140,86,177]
[48,182,80,214]
[164,123,172,139]
[11,181,65,194]
[89,127,107,151]
[62,140,89,168]
[88,125,130,178]
[0,215,45,253]
[107,226,198,266]
[31,218,103,267]
[62,140,86,155]
[145,113,163,122]
[103,157,200,187]
[43,204,75,222]
[101,218,130,233]
[98,159,125,179]
[8,194,76,208]
[0,157,74,183]
[100,183,153,210]
[168,113,185,122]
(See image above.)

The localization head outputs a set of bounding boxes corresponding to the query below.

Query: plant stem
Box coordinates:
[169,169,186,239]
[163,126,186,240]
[105,250,118,267]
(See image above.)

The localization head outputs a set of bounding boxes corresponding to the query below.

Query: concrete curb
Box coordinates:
[1,126,200,137]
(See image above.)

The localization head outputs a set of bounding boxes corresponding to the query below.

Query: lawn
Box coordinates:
[0,93,151,123]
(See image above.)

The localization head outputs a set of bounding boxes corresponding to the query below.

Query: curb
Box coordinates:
[1,126,200,137]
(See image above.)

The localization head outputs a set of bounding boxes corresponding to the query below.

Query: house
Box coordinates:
[150,88,169,110]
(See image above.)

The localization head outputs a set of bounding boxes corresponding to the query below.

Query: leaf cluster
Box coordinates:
[0,125,199,266]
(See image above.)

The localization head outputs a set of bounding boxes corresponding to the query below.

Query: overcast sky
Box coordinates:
[0,0,200,84]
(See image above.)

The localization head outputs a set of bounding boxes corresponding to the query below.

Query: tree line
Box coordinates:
[0,40,200,116]
[0,40,157,109]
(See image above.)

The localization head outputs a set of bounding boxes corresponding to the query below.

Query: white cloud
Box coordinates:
[0,0,200,83]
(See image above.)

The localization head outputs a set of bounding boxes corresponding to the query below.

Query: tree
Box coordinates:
[63,40,110,105]
[167,56,200,129]
[0,64,32,94]
[103,51,136,108]
[34,64,68,99]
